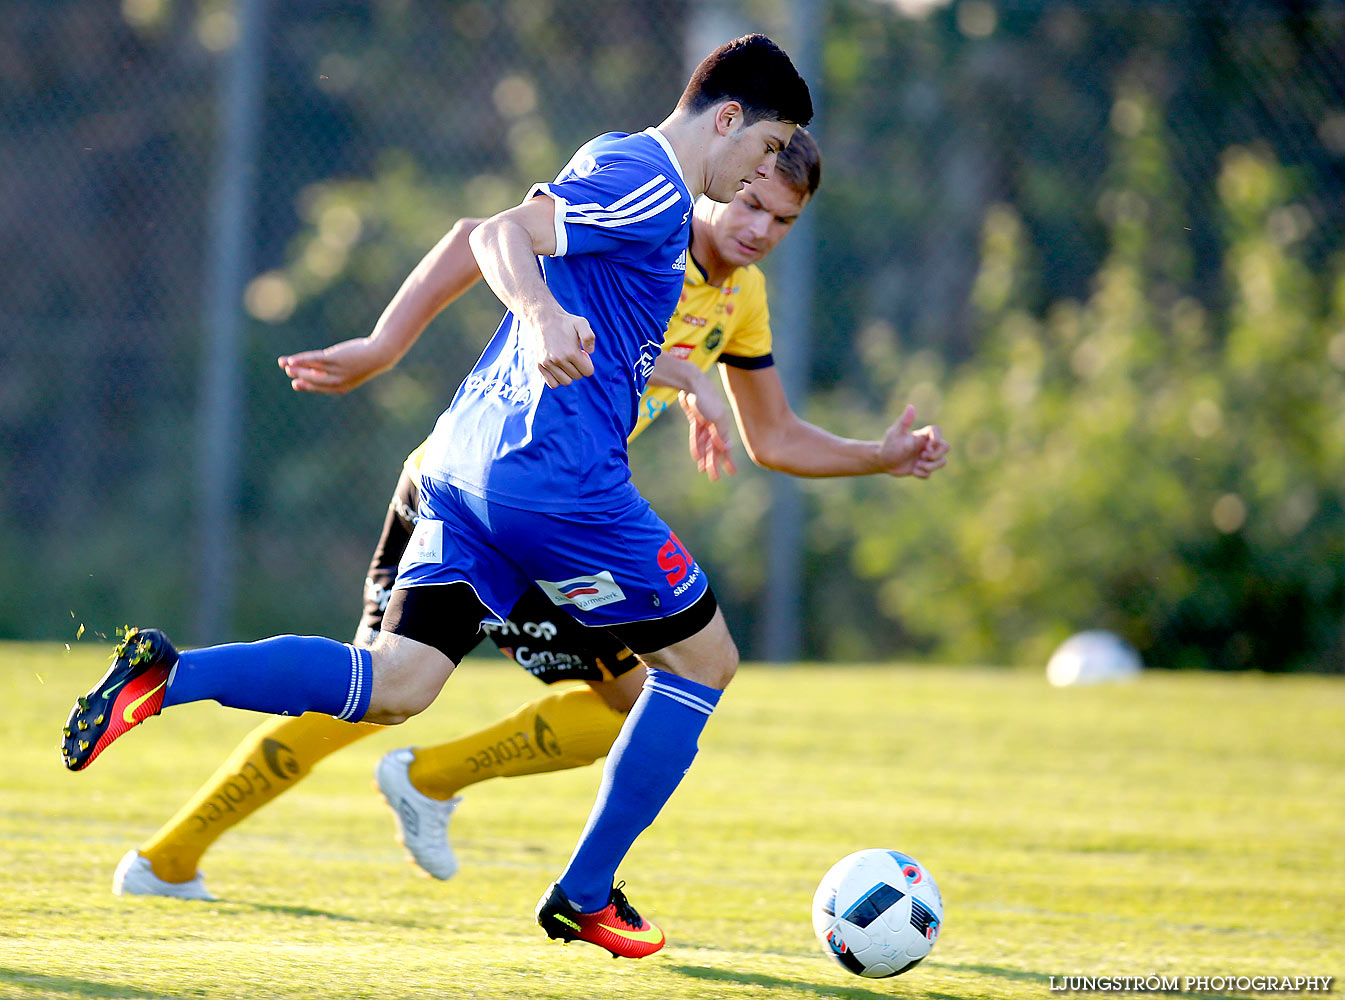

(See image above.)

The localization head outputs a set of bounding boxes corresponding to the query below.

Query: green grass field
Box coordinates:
[1,643,1341,1000]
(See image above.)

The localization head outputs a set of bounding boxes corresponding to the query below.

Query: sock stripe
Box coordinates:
[353,648,366,718]
[338,643,361,721]
[352,645,364,717]
[645,678,717,716]
[352,645,367,721]
[337,644,355,720]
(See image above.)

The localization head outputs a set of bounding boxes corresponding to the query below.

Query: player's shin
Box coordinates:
[555,669,721,912]
[161,635,373,722]
[407,686,626,800]
[138,713,381,883]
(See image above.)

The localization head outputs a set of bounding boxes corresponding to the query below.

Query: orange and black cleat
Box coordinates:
[535,880,665,959]
[61,627,178,772]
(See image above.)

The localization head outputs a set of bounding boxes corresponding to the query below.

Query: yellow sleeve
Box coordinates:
[718,264,773,368]
[404,439,428,475]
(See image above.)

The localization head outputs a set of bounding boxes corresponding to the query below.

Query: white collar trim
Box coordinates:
[643,127,685,184]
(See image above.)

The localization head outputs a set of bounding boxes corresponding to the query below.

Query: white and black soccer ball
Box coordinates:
[811,849,943,978]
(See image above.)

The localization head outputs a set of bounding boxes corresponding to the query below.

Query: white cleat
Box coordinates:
[375,748,462,880]
[112,849,216,901]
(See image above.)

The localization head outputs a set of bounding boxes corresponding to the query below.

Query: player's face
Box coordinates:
[706,174,809,268]
[706,117,797,203]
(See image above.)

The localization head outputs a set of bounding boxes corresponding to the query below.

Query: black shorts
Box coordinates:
[359,469,640,683]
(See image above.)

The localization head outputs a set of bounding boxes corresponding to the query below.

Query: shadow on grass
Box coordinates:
[0,967,191,999]
[227,899,427,929]
[235,900,364,922]
[670,964,963,1000]
[939,962,1052,984]
[674,961,1141,998]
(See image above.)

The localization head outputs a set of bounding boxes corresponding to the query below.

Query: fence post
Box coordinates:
[761,0,822,664]
[195,0,269,643]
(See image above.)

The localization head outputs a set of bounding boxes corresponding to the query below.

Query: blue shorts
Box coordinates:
[393,476,709,629]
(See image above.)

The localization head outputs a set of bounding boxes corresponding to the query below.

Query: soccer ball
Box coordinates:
[811,849,943,978]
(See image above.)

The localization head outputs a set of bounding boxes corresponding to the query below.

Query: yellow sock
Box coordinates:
[406,686,625,801]
[139,712,381,883]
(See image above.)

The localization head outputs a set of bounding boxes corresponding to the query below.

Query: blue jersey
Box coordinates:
[422,128,692,511]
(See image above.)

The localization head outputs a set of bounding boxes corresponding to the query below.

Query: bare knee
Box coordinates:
[363,683,436,726]
[363,632,456,725]
[640,609,740,690]
[703,642,739,689]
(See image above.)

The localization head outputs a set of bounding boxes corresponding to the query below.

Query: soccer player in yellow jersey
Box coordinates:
[113,129,949,899]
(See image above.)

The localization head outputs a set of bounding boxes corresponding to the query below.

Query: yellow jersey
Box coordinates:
[628,253,773,437]
[406,253,773,472]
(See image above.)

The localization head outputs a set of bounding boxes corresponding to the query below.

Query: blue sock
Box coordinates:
[557,668,722,911]
[161,635,373,722]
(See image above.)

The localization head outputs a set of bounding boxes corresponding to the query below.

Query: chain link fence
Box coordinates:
[3,0,1344,667]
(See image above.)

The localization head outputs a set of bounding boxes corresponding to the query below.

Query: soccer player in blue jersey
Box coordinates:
[61,34,813,958]
[113,128,948,904]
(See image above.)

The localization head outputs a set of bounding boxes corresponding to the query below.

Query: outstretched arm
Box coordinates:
[469,194,595,388]
[720,364,949,478]
[649,353,737,481]
[278,218,486,394]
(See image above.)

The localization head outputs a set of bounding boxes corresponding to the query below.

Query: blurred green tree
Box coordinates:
[830,81,1345,672]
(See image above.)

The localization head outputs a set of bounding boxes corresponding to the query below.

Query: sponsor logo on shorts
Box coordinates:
[516,646,583,669]
[536,571,627,611]
[657,531,694,587]
[401,519,443,568]
[658,531,702,597]
[672,564,701,597]
[482,618,559,641]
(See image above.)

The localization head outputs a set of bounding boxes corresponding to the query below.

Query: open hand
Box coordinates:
[277,338,394,394]
[679,387,737,482]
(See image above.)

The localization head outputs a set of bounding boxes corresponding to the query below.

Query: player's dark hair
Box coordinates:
[774,127,822,199]
[678,34,814,128]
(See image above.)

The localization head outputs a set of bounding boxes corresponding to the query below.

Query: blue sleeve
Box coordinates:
[530,157,687,262]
